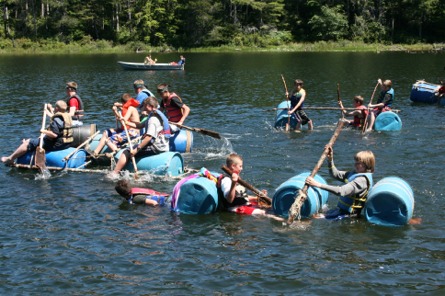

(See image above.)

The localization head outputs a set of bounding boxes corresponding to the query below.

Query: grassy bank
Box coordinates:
[0,38,444,55]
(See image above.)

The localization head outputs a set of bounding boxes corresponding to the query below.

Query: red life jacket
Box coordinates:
[161,93,183,123]
[130,187,169,197]
[66,94,84,120]
[121,98,140,129]
[353,105,368,127]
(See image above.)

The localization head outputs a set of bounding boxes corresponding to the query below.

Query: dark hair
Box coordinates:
[115,180,132,198]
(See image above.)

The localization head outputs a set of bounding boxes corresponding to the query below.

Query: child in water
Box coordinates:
[115,179,168,206]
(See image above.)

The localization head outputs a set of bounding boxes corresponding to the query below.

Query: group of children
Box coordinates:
[285,78,394,132]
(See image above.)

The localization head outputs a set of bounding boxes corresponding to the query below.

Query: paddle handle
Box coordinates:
[362,81,380,133]
[64,130,100,161]
[221,165,272,207]
[39,104,48,149]
[113,108,139,177]
[337,83,346,118]
[281,74,291,131]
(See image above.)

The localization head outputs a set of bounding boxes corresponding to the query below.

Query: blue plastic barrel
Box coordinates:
[374,111,402,131]
[171,174,220,214]
[114,150,184,176]
[364,176,414,226]
[273,172,328,218]
[16,147,87,169]
[410,81,439,104]
[274,101,298,129]
[169,129,193,153]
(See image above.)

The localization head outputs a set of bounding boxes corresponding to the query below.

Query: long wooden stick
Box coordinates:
[63,130,100,162]
[169,122,221,139]
[272,106,401,113]
[113,108,139,179]
[287,119,345,224]
[281,74,290,131]
[337,83,346,119]
[221,165,272,208]
[362,81,381,133]
[35,104,49,175]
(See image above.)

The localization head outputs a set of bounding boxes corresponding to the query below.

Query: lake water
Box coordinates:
[0,52,444,295]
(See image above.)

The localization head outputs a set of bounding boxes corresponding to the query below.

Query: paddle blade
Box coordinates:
[35,148,51,177]
[197,128,221,139]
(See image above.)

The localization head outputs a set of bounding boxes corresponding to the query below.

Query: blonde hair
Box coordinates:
[55,100,68,112]
[226,153,243,167]
[355,151,375,173]
[383,80,392,88]
[353,95,364,104]
[121,93,132,102]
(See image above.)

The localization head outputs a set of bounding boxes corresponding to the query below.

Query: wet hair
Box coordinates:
[355,151,375,173]
[143,96,159,108]
[115,180,132,198]
[353,95,364,104]
[121,93,132,103]
[226,153,243,167]
[294,79,304,86]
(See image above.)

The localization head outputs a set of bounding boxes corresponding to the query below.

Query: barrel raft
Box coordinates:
[374,111,402,131]
[274,101,298,130]
[16,147,88,169]
[364,176,415,226]
[273,172,328,218]
[170,169,220,214]
[410,80,445,105]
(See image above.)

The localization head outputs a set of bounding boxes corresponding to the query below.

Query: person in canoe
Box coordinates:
[115,179,168,206]
[91,93,140,158]
[170,55,185,66]
[157,83,190,133]
[287,79,313,131]
[144,54,157,65]
[305,145,375,220]
[109,96,170,177]
[47,81,84,127]
[342,95,368,129]
[365,79,394,132]
[1,101,74,166]
[216,153,284,221]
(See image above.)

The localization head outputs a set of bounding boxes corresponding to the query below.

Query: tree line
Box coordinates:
[1,0,444,50]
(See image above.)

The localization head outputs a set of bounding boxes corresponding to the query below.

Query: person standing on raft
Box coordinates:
[365,79,394,132]
[305,146,375,220]
[286,79,313,131]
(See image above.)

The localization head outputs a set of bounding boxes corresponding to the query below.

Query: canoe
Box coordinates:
[16,147,88,169]
[114,150,184,177]
[170,168,220,214]
[117,61,184,71]
[410,80,445,105]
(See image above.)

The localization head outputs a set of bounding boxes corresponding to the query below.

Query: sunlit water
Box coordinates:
[0,52,444,294]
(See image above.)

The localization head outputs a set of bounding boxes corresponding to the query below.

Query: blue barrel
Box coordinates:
[16,147,87,169]
[274,101,298,129]
[169,129,193,153]
[409,81,439,104]
[374,111,402,131]
[171,174,220,214]
[272,172,328,218]
[364,177,414,226]
[114,150,184,177]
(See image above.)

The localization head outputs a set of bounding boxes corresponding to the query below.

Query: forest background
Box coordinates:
[1,0,444,53]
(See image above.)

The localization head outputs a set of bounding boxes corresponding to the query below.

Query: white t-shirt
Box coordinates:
[145,115,169,152]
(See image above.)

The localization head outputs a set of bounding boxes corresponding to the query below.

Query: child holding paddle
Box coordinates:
[305,146,375,220]
[342,95,368,128]
[365,79,394,132]
[1,101,74,166]
[287,79,313,131]
[217,153,283,221]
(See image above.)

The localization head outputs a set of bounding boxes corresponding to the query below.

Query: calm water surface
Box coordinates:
[0,52,444,295]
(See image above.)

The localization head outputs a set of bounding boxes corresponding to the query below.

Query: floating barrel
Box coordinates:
[274,101,298,129]
[171,173,220,214]
[16,147,87,169]
[71,124,97,147]
[364,177,414,226]
[273,172,328,218]
[374,111,402,131]
[169,129,193,153]
[410,81,439,104]
[114,150,184,177]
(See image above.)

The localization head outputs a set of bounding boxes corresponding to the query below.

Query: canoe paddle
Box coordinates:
[287,119,345,224]
[35,104,51,177]
[113,107,138,179]
[221,165,272,208]
[281,74,291,132]
[362,81,381,133]
[169,122,221,139]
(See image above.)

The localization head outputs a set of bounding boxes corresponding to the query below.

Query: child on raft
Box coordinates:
[115,179,168,206]
[218,153,284,221]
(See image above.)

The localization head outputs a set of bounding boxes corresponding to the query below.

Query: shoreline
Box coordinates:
[0,40,444,55]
